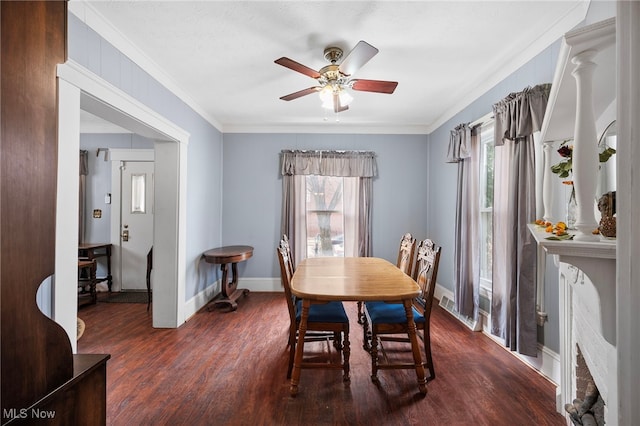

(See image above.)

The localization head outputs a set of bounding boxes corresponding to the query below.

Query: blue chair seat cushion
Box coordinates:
[295,300,349,323]
[365,301,425,325]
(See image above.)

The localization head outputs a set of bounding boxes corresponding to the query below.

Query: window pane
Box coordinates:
[480,211,493,280]
[480,126,495,209]
[479,122,494,282]
[305,175,344,257]
[131,173,146,214]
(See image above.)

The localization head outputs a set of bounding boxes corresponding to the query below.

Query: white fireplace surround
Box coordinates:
[559,262,617,424]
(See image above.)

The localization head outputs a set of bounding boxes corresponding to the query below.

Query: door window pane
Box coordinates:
[131,173,146,214]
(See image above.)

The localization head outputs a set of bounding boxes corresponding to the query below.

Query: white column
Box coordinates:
[542,141,555,222]
[570,50,599,241]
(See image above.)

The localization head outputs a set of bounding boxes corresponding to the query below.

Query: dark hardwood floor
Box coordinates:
[78,292,565,425]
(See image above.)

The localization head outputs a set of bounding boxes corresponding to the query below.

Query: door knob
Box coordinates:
[122,229,129,242]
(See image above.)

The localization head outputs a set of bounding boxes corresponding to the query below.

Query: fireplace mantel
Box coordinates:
[528,224,616,345]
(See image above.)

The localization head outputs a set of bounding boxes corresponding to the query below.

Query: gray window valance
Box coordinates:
[280,150,378,177]
[446,123,475,163]
[492,83,551,146]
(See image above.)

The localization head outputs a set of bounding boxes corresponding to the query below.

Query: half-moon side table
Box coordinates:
[203,245,253,312]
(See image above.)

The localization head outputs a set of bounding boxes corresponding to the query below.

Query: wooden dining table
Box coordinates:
[290,256,427,395]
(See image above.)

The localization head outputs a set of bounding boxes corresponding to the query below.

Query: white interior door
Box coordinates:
[120,161,154,291]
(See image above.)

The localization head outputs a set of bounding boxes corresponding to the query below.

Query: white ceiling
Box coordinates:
[74,1,589,134]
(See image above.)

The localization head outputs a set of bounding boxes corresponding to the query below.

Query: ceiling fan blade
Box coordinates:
[338,40,379,76]
[351,79,398,94]
[333,93,349,113]
[275,57,321,79]
[280,86,321,101]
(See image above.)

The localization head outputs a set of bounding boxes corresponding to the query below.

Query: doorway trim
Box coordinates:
[57,60,189,341]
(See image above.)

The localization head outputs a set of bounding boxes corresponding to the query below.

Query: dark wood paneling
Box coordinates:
[0,0,73,419]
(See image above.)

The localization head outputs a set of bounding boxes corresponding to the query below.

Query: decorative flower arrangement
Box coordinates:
[550,139,617,180]
[547,139,617,232]
[550,141,574,179]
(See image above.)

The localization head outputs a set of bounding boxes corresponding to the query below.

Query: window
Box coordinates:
[479,121,495,292]
[305,175,345,257]
[281,149,376,263]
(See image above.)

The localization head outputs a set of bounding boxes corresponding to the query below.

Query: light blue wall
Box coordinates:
[69,14,224,300]
[222,133,429,278]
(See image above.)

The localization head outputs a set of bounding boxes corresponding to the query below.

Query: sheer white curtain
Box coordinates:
[448,123,480,321]
[280,150,377,264]
[491,83,550,356]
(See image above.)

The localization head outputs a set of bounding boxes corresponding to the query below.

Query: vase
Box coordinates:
[566,186,577,229]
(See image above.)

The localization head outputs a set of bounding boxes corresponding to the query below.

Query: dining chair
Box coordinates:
[281,234,295,276]
[357,233,417,324]
[276,241,351,381]
[362,238,441,382]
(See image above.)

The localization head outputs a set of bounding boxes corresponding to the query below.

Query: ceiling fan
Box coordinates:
[274,40,398,113]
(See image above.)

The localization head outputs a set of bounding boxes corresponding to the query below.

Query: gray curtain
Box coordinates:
[491,83,550,356]
[280,150,377,260]
[358,177,373,256]
[79,150,89,243]
[448,123,480,321]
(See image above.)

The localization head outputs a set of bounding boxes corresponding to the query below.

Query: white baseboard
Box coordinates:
[479,310,560,385]
[437,283,560,386]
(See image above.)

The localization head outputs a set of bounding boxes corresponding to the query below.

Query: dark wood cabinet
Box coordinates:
[1,2,109,424]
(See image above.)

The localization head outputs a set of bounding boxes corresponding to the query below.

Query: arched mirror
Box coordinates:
[596,120,617,237]
[597,120,617,197]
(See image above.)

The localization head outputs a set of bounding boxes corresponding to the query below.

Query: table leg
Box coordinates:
[290,299,309,396]
[208,262,250,312]
[404,299,427,394]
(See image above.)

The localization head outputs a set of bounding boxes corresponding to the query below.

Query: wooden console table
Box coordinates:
[78,243,113,292]
[203,245,253,312]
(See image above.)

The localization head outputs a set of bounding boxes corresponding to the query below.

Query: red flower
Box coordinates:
[557,145,572,158]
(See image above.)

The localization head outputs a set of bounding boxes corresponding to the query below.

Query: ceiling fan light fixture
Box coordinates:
[319,84,352,110]
[338,88,353,106]
[275,40,397,111]
[319,85,334,109]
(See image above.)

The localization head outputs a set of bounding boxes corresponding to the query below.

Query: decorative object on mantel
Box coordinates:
[550,139,615,230]
[597,191,616,238]
[534,219,574,240]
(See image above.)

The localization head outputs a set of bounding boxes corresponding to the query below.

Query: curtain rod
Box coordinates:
[470,111,493,128]
[280,149,376,155]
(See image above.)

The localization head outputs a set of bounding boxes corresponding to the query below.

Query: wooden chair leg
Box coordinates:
[287,331,296,379]
[357,301,365,324]
[370,332,379,383]
[424,328,435,381]
[342,328,351,382]
[362,316,371,351]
